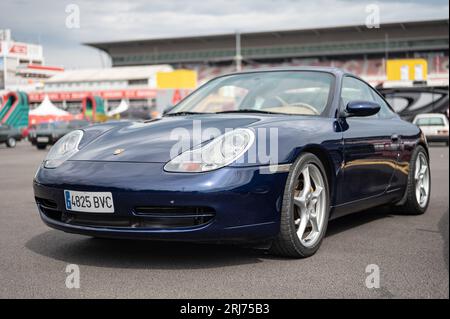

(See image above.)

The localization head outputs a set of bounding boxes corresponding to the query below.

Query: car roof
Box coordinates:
[414,113,447,119]
[221,66,347,77]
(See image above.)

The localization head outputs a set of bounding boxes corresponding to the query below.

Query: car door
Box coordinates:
[0,125,7,143]
[340,76,399,203]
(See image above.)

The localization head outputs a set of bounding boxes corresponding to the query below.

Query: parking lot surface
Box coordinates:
[0,142,448,298]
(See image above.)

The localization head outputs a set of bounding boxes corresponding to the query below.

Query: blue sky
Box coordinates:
[0,0,448,69]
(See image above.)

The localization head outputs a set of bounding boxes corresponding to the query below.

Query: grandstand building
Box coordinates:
[28,65,173,113]
[0,29,63,93]
[86,19,449,87]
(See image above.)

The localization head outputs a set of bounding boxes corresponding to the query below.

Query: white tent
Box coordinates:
[29,95,70,116]
[107,99,129,117]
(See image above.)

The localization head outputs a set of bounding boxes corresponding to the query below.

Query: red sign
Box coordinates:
[9,44,27,55]
[27,64,64,72]
[28,89,158,103]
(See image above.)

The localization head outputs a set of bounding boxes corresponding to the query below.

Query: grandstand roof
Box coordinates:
[86,19,449,66]
[47,65,173,83]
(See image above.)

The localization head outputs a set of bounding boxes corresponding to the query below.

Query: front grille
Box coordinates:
[134,206,214,217]
[133,206,215,228]
[36,197,57,209]
[36,198,215,229]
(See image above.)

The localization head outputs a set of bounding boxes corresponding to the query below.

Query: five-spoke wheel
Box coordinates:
[415,152,430,208]
[293,164,327,248]
[395,145,430,215]
[270,153,330,258]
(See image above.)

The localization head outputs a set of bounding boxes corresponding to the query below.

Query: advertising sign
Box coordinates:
[9,44,28,55]
[27,89,159,103]
[387,59,428,81]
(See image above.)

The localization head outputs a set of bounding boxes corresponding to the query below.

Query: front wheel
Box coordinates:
[6,137,16,148]
[270,153,330,258]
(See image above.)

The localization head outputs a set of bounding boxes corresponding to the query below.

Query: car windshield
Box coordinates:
[68,120,89,129]
[36,123,52,129]
[415,117,446,126]
[168,71,334,116]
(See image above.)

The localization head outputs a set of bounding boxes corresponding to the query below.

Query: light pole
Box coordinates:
[235,31,242,72]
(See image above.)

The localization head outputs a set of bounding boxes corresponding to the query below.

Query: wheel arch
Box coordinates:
[417,130,430,158]
[417,141,429,158]
[298,145,337,206]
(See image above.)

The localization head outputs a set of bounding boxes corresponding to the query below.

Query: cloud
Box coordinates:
[0,0,448,68]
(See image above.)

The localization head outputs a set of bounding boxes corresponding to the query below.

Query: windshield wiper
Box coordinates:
[215,109,279,115]
[164,111,208,117]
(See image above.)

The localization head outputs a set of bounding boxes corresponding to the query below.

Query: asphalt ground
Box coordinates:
[0,141,448,298]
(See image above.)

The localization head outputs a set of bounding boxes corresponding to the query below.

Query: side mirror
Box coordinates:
[344,101,380,117]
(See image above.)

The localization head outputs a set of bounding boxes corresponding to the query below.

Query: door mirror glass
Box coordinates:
[345,101,381,117]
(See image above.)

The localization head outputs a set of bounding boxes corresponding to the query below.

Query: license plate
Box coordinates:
[37,136,49,143]
[64,190,114,213]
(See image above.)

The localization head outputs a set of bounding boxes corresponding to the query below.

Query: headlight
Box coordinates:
[164,128,255,173]
[44,130,83,168]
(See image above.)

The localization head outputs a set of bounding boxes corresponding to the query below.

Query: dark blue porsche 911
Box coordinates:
[33,68,430,258]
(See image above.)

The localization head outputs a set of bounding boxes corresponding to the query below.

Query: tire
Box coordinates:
[270,153,330,258]
[6,137,16,148]
[395,145,430,215]
[37,144,47,150]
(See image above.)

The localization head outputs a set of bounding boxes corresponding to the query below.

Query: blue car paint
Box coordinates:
[33,67,426,242]
[34,162,288,241]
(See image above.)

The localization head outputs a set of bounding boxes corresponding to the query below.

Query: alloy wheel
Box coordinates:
[415,153,430,208]
[293,163,327,247]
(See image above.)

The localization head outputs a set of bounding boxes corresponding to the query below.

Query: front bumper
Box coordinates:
[33,161,289,242]
[30,134,56,146]
[425,135,449,143]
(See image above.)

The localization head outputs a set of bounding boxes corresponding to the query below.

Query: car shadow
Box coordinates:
[326,206,393,238]
[26,207,395,268]
[25,230,268,270]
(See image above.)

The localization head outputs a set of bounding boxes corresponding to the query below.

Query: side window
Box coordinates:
[341,76,396,119]
[370,89,396,118]
[341,77,374,106]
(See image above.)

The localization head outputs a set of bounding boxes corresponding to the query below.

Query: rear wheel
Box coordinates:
[6,137,16,148]
[395,146,430,215]
[270,153,330,258]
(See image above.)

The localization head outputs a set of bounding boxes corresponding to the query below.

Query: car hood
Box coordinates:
[71,115,260,163]
[70,114,336,164]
